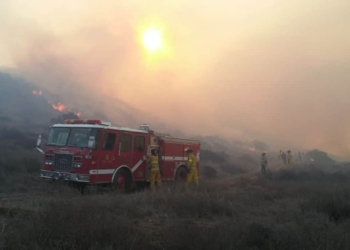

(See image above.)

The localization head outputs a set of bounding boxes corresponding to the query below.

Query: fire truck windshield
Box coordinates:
[47,127,98,147]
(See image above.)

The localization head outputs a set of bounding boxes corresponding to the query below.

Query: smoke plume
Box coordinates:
[0,0,350,157]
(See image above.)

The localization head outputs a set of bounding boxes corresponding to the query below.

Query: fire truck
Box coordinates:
[36,119,200,192]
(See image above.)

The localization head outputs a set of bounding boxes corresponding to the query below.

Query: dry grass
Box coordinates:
[2,167,350,250]
[1,134,350,250]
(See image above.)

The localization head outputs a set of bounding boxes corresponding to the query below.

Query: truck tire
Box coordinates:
[175,167,188,182]
[112,169,132,193]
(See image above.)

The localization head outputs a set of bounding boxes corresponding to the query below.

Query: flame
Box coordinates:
[32,90,42,95]
[52,102,66,112]
[49,101,81,116]
[249,147,256,152]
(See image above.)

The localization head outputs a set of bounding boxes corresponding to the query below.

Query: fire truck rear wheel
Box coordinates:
[112,169,132,193]
[175,167,188,182]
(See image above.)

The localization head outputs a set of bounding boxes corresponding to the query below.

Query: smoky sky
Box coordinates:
[1,0,350,158]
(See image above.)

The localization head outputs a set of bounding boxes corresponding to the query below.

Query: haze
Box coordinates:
[0,0,349,158]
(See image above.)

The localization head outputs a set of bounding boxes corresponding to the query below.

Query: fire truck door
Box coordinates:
[97,132,118,182]
[132,135,147,180]
[118,133,133,168]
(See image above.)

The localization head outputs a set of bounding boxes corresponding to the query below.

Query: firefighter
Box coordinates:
[185,147,199,186]
[147,149,162,191]
[261,152,268,174]
[279,150,283,161]
[282,151,287,166]
[287,150,294,167]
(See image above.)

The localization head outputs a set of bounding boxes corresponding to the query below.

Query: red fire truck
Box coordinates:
[36,119,200,192]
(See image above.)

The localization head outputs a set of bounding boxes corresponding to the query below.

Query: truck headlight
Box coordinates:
[45,161,53,165]
[74,163,82,168]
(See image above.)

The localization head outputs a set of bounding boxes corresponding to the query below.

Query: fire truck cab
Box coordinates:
[37,119,200,192]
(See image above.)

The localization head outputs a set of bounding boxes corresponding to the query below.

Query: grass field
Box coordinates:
[2,164,350,250]
[1,130,349,249]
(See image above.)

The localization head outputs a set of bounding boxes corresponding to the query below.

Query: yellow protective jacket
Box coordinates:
[187,153,197,169]
[261,155,268,165]
[148,155,159,171]
[287,153,293,164]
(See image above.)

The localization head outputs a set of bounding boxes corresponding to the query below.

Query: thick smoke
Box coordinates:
[0,0,350,157]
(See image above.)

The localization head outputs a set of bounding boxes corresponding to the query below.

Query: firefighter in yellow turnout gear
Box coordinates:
[287,150,294,167]
[147,149,162,191]
[185,148,199,186]
[261,152,268,174]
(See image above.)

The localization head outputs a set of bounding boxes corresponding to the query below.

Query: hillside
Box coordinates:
[1,70,340,170]
[0,71,260,155]
[0,71,188,136]
[0,72,58,132]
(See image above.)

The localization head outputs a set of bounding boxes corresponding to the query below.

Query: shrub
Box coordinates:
[270,168,350,183]
[0,156,41,175]
[200,149,226,163]
[220,163,246,175]
[301,189,350,223]
[237,154,257,166]
[3,202,149,250]
[2,180,350,249]
[250,140,269,151]
[305,149,335,164]
[201,166,217,178]
[0,127,26,141]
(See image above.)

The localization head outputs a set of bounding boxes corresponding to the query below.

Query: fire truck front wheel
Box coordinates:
[112,169,132,193]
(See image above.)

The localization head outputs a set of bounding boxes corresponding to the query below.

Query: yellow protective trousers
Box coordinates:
[150,170,162,190]
[187,167,199,185]
[288,160,294,168]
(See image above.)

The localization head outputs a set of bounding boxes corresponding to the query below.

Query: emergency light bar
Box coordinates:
[64,119,111,126]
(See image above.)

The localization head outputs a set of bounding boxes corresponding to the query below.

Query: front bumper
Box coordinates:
[40,170,90,183]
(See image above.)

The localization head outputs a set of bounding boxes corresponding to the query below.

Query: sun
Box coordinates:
[142,27,163,53]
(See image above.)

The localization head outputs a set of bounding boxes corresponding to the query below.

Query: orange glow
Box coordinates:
[51,102,66,112]
[49,101,81,115]
[249,147,256,152]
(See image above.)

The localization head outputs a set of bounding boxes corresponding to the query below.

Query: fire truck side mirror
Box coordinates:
[36,135,42,148]
[88,136,96,149]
